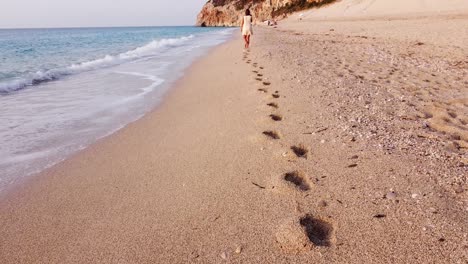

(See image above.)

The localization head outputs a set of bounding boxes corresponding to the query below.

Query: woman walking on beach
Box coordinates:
[241,9,253,49]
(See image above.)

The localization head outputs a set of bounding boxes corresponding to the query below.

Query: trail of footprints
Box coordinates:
[242,50,335,252]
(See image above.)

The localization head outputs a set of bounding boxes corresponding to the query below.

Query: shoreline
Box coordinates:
[0,30,235,197]
[1,11,467,263]
[1,35,271,263]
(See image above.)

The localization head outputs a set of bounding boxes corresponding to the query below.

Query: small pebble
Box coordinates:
[386,191,397,199]
[454,185,464,194]
[220,252,227,260]
[411,193,418,199]
[235,246,242,254]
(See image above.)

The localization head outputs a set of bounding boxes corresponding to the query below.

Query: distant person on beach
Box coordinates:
[241,9,253,49]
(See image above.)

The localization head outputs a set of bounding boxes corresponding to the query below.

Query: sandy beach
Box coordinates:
[1,2,467,263]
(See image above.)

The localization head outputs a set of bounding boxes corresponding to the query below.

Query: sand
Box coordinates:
[297,0,468,18]
[288,0,468,49]
[1,2,467,263]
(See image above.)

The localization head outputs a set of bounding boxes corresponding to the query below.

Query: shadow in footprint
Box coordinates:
[258,88,268,93]
[267,102,278,108]
[270,114,283,121]
[272,94,280,99]
[256,78,263,81]
[263,131,280,139]
[263,82,271,86]
[260,67,264,69]
[291,145,308,158]
[284,171,310,191]
[257,74,263,77]
[300,215,334,247]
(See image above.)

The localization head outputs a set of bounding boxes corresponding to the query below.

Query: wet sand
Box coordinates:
[1,9,467,264]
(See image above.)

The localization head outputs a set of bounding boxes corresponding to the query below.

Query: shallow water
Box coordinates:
[0,26,233,191]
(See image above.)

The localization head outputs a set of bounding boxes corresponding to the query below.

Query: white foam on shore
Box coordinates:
[0,28,234,193]
[0,35,193,94]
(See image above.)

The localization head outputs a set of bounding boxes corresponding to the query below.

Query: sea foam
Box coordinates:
[0,35,193,94]
[0,27,233,193]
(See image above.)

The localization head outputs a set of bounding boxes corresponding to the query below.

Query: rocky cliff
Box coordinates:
[196,0,336,27]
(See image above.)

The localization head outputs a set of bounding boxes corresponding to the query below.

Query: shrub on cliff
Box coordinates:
[272,0,337,17]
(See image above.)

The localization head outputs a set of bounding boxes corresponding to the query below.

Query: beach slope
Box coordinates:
[1,2,468,263]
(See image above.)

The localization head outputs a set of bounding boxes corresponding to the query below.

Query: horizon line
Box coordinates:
[0,24,199,30]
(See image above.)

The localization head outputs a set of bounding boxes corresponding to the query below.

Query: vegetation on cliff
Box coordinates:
[271,0,337,17]
[197,0,337,27]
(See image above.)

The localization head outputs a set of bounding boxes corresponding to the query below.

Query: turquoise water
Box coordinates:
[0,27,229,93]
[0,26,233,190]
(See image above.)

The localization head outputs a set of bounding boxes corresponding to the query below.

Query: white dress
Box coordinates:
[242,15,253,36]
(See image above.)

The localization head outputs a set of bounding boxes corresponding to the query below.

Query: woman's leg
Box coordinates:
[246,35,251,48]
[243,35,248,48]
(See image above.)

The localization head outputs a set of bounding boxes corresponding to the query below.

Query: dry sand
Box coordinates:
[297,0,468,17]
[1,2,468,263]
[287,0,468,49]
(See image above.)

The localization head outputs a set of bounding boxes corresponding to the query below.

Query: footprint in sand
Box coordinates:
[270,114,283,121]
[263,131,280,140]
[271,170,313,195]
[263,81,271,86]
[275,214,335,253]
[257,74,263,77]
[255,78,263,81]
[283,171,310,191]
[291,145,308,159]
[299,215,335,247]
[272,94,280,99]
[267,102,279,108]
[258,88,268,93]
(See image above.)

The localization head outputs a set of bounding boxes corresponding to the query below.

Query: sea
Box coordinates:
[0,26,233,192]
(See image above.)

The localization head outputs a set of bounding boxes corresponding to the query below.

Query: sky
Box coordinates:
[0,0,207,28]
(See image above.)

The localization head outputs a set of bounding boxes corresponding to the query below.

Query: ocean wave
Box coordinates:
[0,35,194,95]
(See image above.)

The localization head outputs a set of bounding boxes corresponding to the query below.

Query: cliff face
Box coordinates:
[196,0,336,27]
